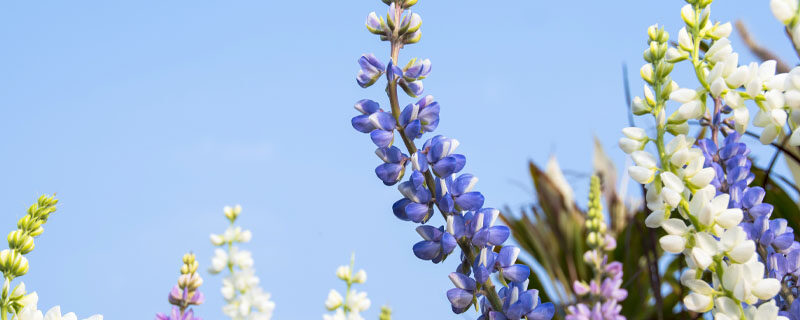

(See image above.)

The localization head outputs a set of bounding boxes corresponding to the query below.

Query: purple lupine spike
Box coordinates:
[351,3,553,318]
[700,128,800,311]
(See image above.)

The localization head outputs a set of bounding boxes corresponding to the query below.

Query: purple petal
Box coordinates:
[449,272,477,290]
[375,163,404,186]
[487,226,511,246]
[412,240,441,260]
[527,302,556,320]
[392,198,411,221]
[502,264,531,283]
[370,130,394,148]
[405,202,431,223]
[455,192,485,211]
[351,115,376,133]
[354,99,380,115]
[404,119,422,140]
[498,246,521,267]
[446,288,474,310]
[368,112,397,131]
[416,225,443,241]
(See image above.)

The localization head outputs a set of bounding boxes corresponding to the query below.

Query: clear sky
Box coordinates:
[0,0,797,319]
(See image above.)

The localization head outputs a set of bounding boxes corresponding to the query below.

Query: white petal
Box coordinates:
[659,235,686,253]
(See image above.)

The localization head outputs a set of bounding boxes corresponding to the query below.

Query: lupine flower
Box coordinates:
[350,1,553,318]
[323,255,379,320]
[357,54,386,88]
[155,253,204,320]
[567,176,627,320]
[621,3,784,316]
[210,206,275,320]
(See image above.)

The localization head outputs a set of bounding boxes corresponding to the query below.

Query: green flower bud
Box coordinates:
[379,306,392,320]
[0,250,29,277]
[402,0,417,8]
[7,231,34,255]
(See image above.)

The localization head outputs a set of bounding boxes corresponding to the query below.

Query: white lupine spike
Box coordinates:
[670,88,697,103]
[683,292,713,313]
[659,235,686,253]
[645,210,666,228]
[771,0,798,24]
[661,219,688,235]
[660,172,684,193]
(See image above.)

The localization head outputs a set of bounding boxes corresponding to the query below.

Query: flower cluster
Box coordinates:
[566,176,627,320]
[156,253,204,320]
[209,205,275,320]
[0,195,101,320]
[323,255,373,320]
[17,293,102,320]
[699,131,800,317]
[350,1,554,319]
[620,0,791,317]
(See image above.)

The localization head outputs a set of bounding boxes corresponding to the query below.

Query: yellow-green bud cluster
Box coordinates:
[585,176,607,250]
[178,253,203,292]
[0,195,57,278]
[223,205,241,223]
[379,306,392,320]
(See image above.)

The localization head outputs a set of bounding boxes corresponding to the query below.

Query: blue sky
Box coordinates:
[0,0,797,319]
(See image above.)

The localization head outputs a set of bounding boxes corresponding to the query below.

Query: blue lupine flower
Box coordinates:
[413,225,457,263]
[447,272,476,313]
[351,2,553,318]
[423,135,466,177]
[357,54,386,88]
[480,280,554,320]
[468,208,510,248]
[393,170,432,222]
[352,99,397,148]
[473,247,497,284]
[398,95,439,140]
[449,174,485,212]
[375,146,408,186]
[699,129,800,310]
[496,246,530,283]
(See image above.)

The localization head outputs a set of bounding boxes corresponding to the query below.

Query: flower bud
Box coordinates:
[7,231,34,255]
[681,5,697,27]
[353,269,367,283]
[336,265,351,281]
